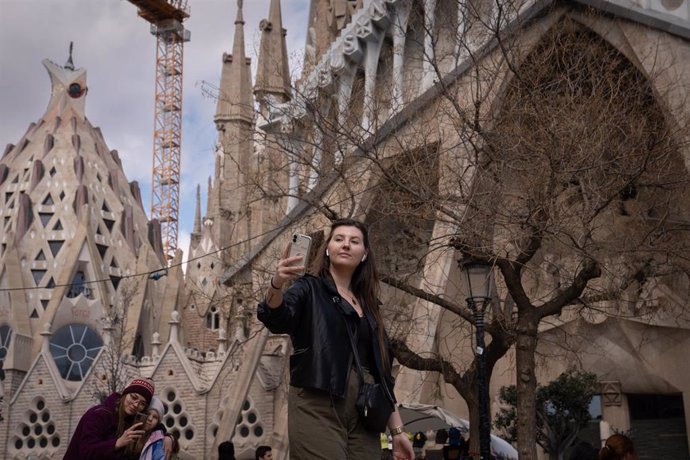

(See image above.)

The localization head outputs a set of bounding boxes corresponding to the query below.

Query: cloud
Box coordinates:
[178,230,192,274]
[1,0,309,258]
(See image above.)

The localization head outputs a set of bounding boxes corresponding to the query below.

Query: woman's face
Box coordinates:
[327,225,367,270]
[123,392,148,416]
[144,410,160,431]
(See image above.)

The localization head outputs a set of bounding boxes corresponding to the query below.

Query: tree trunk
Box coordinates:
[466,394,481,457]
[515,323,538,459]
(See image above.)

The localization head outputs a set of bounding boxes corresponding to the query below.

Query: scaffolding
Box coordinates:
[128,0,190,263]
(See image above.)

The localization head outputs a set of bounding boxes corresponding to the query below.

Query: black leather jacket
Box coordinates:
[257,274,396,402]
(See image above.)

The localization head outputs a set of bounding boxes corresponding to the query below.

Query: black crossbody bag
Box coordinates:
[344,313,394,433]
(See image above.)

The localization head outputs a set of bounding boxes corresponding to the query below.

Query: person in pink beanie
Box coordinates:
[136,396,177,460]
[64,377,155,460]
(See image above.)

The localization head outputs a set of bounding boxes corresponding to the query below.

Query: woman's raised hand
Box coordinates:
[114,422,144,449]
[271,242,305,289]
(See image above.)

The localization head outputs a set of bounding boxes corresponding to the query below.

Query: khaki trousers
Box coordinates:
[288,368,380,459]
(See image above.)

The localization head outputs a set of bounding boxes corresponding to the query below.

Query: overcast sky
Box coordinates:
[0,0,310,262]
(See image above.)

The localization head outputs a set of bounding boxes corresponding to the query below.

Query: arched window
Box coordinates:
[205,306,220,331]
[49,324,102,381]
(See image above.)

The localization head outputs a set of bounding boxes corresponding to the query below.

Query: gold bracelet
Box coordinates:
[390,425,405,436]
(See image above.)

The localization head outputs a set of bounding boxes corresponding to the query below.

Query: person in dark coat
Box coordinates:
[442,427,466,460]
[569,440,598,460]
[63,377,154,460]
[258,219,414,460]
[218,440,236,460]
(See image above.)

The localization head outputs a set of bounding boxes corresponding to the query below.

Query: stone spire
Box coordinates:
[214,0,254,128]
[303,0,341,74]
[206,176,213,217]
[209,0,256,261]
[254,0,292,116]
[193,184,202,235]
[189,184,202,249]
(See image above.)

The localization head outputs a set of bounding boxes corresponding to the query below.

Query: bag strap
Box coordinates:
[343,308,366,386]
[338,296,395,405]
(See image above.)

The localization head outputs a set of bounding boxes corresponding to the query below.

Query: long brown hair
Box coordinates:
[315,218,391,371]
[117,396,144,458]
[116,396,132,437]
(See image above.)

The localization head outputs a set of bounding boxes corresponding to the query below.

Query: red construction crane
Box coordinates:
[128,0,190,263]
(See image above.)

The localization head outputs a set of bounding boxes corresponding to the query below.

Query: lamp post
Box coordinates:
[459,258,493,460]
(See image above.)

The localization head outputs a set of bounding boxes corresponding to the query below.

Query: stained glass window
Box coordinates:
[49,324,102,381]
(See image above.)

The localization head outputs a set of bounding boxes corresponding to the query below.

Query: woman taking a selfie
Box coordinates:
[258,218,413,460]
[64,378,154,459]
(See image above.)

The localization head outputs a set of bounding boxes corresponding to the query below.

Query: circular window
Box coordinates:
[49,324,103,381]
[68,83,86,98]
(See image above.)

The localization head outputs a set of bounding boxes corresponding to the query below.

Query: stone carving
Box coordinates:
[601,380,623,407]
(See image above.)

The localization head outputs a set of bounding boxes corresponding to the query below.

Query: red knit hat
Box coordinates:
[122,378,154,405]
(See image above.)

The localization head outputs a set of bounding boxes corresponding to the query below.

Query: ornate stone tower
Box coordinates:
[0,49,181,395]
[211,0,256,265]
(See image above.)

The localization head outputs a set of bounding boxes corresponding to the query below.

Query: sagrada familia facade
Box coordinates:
[1,0,689,458]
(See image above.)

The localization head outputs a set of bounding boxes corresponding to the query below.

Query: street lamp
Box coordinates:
[459,257,493,460]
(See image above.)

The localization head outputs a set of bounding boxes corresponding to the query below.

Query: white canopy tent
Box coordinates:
[397,403,518,460]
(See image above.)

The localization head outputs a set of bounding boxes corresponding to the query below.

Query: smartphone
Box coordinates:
[134,411,148,426]
[288,233,312,275]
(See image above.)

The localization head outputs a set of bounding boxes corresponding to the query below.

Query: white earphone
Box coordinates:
[326,249,330,257]
[361,254,367,262]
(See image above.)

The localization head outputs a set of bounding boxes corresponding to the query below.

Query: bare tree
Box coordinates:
[91,283,139,403]
[215,2,689,457]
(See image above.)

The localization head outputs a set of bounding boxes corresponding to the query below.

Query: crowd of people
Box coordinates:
[381,427,473,460]
[381,427,638,460]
